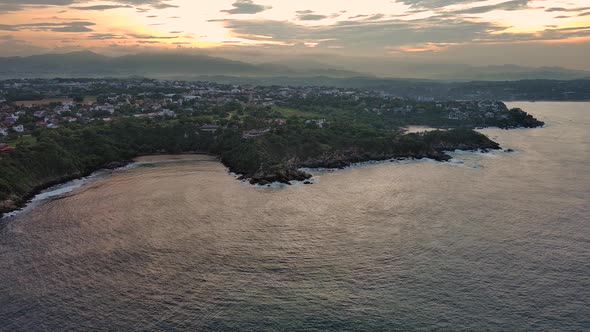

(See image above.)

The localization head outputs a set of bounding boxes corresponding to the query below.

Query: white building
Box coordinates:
[93,104,115,114]
[158,109,177,118]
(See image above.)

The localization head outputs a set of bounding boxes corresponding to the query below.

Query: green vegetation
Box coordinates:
[0,89,544,215]
[216,119,500,185]
[279,96,544,129]
[0,119,216,214]
[0,115,502,214]
[7,135,37,146]
[272,106,320,118]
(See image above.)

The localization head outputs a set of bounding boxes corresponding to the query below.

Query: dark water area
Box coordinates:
[1,102,589,331]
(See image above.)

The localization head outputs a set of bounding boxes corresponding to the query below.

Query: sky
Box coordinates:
[0,0,589,70]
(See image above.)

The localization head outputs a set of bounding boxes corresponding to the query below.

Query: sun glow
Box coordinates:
[0,0,588,68]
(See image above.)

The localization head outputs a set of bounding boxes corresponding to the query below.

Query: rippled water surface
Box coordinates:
[1,102,589,331]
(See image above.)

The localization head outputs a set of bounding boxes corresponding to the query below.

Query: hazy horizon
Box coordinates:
[0,0,589,73]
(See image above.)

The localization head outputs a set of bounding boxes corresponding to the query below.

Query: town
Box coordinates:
[0,78,537,151]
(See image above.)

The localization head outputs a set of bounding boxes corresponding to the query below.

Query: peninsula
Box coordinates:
[0,79,544,216]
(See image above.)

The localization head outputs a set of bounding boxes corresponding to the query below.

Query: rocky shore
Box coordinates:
[232,130,502,186]
[239,167,312,186]
[1,129,502,216]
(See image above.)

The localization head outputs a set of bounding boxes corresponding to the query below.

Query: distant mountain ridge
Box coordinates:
[0,51,362,79]
[0,51,588,81]
[433,64,590,81]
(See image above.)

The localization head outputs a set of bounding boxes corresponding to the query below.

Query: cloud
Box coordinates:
[0,0,589,71]
[397,0,487,9]
[214,11,590,53]
[221,0,272,15]
[106,0,178,9]
[128,33,179,39]
[214,16,509,50]
[0,0,78,5]
[70,4,133,11]
[0,21,95,32]
[545,6,590,13]
[51,24,93,32]
[0,0,79,13]
[450,0,530,14]
[88,33,125,40]
[0,4,23,12]
[0,0,177,12]
[295,10,328,21]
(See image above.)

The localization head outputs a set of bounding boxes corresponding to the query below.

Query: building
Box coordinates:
[158,109,176,118]
[0,143,14,152]
[242,128,270,139]
[199,124,219,133]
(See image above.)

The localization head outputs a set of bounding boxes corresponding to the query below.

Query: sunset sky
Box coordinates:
[0,0,589,69]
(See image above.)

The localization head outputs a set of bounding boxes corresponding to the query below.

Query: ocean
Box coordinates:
[1,102,589,331]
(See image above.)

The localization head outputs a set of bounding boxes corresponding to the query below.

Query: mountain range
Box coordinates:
[0,51,360,79]
[0,51,588,81]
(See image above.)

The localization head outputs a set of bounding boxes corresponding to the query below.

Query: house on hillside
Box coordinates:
[92,104,115,114]
[199,124,219,133]
[158,109,176,118]
[0,143,14,152]
[242,128,270,139]
[4,115,18,125]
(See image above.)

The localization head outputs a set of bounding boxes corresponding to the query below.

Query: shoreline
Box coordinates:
[0,128,510,218]
[0,153,216,219]
[1,144,515,219]
[224,146,511,188]
[0,160,131,219]
[1,139,504,218]
[238,144,502,186]
[1,147,502,218]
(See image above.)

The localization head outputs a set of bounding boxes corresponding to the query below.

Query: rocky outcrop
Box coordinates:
[431,141,500,152]
[244,167,312,185]
[239,129,502,185]
[499,108,545,128]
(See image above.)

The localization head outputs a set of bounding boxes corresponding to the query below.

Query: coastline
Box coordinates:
[0,127,511,218]
[2,145,509,219]
[0,159,131,219]
[0,146,499,218]
[247,147,508,188]
[232,134,503,186]
[0,154,217,219]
